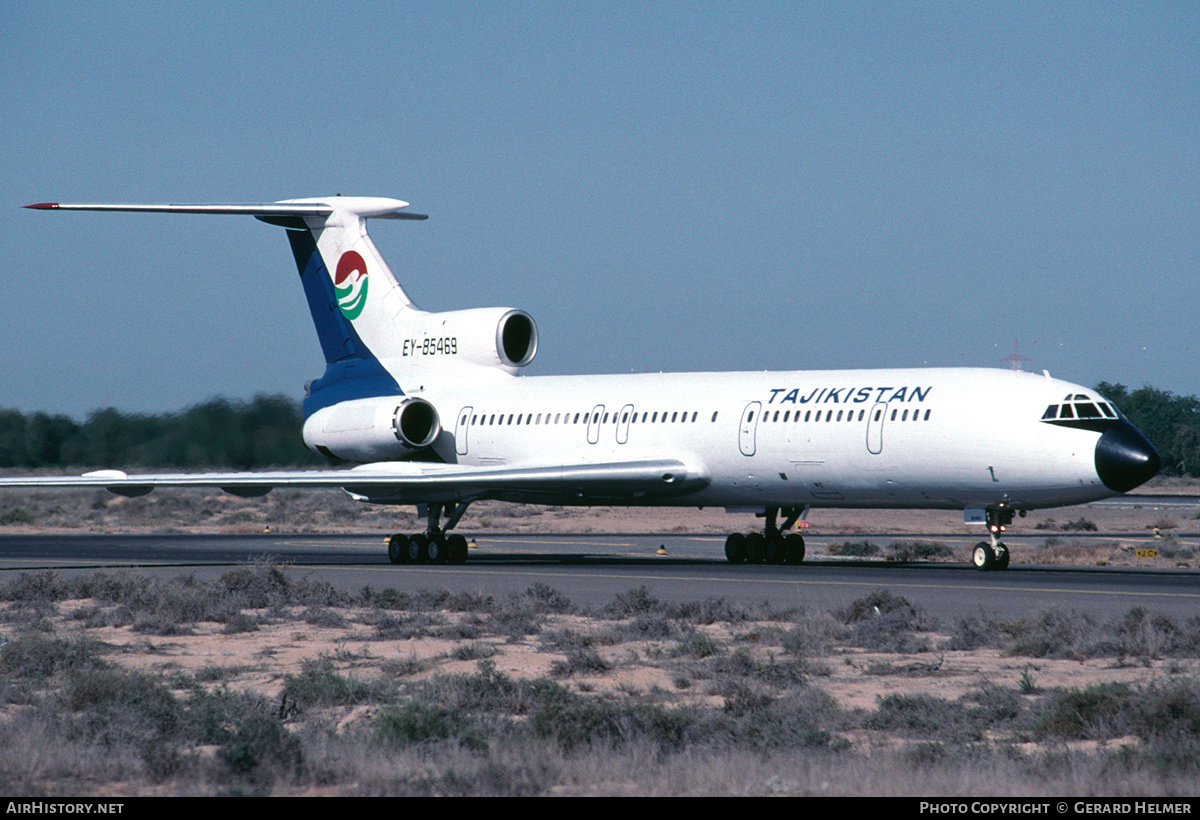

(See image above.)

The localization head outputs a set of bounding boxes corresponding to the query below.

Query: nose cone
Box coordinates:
[1095,419,1161,493]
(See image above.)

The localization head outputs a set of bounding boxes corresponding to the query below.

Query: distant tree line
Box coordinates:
[1096,383,1200,478]
[0,395,323,469]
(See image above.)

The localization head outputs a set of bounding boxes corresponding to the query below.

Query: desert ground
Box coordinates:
[1,478,1198,795]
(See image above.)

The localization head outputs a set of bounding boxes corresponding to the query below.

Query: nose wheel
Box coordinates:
[972,508,1014,572]
[972,541,1009,571]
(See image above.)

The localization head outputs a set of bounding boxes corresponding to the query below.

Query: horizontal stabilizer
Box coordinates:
[24,198,427,220]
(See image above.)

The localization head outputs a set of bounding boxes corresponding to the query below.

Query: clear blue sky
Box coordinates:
[3,2,1197,417]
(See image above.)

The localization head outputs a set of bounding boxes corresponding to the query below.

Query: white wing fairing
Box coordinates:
[11,197,1161,570]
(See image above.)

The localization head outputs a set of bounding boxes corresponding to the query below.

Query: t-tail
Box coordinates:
[24,198,540,422]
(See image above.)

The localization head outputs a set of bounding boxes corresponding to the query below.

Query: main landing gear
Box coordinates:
[725,506,806,565]
[387,501,472,565]
[972,508,1013,572]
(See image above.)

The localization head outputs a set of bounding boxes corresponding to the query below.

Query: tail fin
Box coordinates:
[255,197,429,365]
[25,197,429,413]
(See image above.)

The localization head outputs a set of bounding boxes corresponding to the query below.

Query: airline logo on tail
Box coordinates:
[334,251,369,320]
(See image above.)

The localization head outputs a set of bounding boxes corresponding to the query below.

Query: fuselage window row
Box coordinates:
[466,409,714,426]
[754,408,933,423]
[468,407,933,427]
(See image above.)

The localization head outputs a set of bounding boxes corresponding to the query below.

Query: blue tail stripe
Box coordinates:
[282,228,404,418]
[286,228,367,364]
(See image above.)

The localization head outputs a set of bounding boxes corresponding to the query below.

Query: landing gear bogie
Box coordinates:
[724,506,806,567]
[387,500,475,566]
[389,531,470,566]
[724,531,805,566]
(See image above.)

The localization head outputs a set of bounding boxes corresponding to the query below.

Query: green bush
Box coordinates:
[1031,683,1137,740]
[374,702,487,750]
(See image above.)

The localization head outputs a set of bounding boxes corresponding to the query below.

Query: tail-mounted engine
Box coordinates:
[303,396,441,462]
[394,307,537,375]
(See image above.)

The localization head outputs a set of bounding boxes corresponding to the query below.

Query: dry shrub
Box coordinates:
[1026,538,1124,565]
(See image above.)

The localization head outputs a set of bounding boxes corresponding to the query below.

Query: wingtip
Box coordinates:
[24,202,59,210]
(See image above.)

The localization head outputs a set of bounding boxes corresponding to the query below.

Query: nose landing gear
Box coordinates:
[972,508,1013,572]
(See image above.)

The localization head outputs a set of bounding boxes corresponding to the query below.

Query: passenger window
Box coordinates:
[924,409,930,421]
[671,412,678,422]
[711,411,718,422]
[836,410,843,421]
[873,409,881,422]
[691,412,698,422]
[891,409,897,421]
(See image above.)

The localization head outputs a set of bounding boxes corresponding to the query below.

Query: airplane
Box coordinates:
[4,196,1161,571]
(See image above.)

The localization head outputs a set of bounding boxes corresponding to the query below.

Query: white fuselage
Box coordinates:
[392,365,1110,511]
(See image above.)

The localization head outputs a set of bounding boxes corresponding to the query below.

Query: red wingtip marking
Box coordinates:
[24,202,60,210]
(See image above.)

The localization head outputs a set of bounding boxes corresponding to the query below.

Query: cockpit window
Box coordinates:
[1041,394,1121,432]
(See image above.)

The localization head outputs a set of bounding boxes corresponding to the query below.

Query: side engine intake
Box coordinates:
[394,307,537,374]
[303,397,441,462]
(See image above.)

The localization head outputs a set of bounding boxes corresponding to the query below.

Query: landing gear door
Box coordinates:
[739,401,761,457]
[455,406,473,456]
[866,402,887,455]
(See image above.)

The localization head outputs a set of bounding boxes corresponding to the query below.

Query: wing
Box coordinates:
[0,459,709,505]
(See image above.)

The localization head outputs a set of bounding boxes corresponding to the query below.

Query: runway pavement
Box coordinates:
[2,530,1197,623]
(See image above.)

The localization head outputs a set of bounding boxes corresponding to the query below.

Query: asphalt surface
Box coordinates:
[1,530,1197,622]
